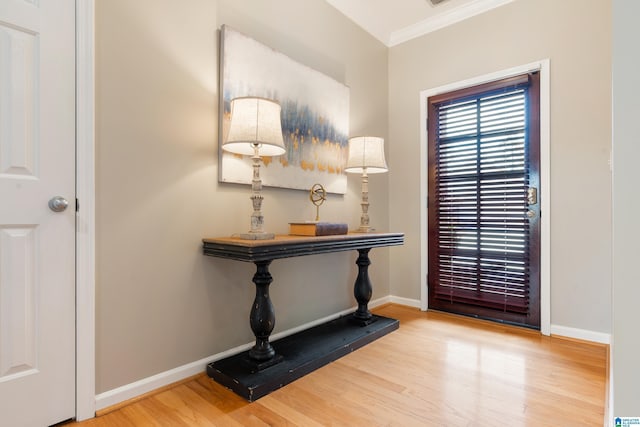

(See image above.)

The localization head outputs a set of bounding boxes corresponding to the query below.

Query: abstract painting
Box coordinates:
[218,25,350,194]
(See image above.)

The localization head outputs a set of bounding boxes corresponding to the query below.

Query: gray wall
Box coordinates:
[387,0,612,334]
[95,0,618,397]
[612,0,640,415]
[95,0,389,393]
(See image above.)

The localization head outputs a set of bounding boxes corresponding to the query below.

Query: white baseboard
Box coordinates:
[96,298,608,414]
[94,343,251,411]
[95,296,392,412]
[388,295,422,309]
[387,299,610,345]
[550,324,611,345]
[391,298,612,346]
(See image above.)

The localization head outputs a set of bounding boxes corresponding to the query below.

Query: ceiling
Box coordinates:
[325,0,516,47]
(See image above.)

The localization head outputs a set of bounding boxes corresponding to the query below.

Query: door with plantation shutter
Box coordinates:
[427,73,540,328]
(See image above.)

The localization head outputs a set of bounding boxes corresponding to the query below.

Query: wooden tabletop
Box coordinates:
[202,232,404,262]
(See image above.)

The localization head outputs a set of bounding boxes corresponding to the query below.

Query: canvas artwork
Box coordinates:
[218,25,350,194]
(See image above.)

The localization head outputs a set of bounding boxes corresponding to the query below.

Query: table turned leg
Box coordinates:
[249,260,276,362]
[353,248,375,325]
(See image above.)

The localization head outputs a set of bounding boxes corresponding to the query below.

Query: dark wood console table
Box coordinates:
[202,232,404,400]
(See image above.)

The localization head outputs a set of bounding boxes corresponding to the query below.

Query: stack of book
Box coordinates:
[288,221,348,236]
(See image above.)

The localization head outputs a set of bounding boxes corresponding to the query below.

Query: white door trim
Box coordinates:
[418,59,551,335]
[76,0,96,420]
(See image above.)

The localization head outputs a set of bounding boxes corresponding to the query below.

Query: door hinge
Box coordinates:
[76,198,80,212]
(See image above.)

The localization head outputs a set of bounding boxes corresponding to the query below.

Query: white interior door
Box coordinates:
[0,1,76,426]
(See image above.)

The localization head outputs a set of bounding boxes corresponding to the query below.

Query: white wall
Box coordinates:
[612,0,640,416]
[388,0,612,334]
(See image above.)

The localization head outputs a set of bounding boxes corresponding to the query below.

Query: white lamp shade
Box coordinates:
[222,97,286,157]
[345,136,388,174]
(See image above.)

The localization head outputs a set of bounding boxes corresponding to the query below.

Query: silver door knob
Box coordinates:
[49,196,69,212]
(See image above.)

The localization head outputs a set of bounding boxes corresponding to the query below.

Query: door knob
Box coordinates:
[48,196,69,212]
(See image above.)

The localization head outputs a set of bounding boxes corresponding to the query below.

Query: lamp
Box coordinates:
[222,97,286,240]
[345,136,388,233]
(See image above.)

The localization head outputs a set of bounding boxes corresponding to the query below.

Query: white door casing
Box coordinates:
[75,0,96,420]
[0,1,76,425]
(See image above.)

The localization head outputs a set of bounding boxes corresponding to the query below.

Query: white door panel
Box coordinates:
[0,0,76,425]
[0,226,37,380]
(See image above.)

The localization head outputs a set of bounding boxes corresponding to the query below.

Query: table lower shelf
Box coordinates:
[206,314,399,401]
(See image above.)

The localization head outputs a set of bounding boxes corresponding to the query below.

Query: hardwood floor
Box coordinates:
[74,304,607,426]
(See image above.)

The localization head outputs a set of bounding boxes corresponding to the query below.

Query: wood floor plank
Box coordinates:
[152,385,233,426]
[72,304,607,426]
[255,393,327,427]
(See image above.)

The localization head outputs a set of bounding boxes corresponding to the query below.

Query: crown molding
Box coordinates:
[389,0,516,46]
